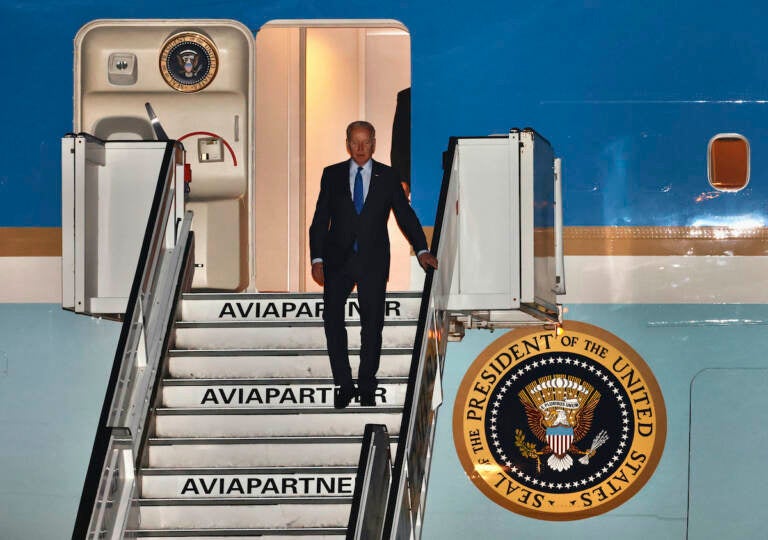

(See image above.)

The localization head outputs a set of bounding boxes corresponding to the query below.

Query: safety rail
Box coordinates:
[347,424,393,539]
[71,137,194,540]
[349,139,458,540]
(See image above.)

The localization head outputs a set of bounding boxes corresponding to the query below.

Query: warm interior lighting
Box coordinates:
[708,134,750,191]
[254,22,411,292]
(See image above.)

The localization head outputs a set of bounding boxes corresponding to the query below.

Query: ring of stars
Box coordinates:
[488,355,632,492]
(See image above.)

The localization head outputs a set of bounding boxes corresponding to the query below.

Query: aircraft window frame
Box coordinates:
[707,133,750,192]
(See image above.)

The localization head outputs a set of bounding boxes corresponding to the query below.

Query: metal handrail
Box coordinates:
[348,424,393,539]
[373,140,458,539]
[71,139,194,539]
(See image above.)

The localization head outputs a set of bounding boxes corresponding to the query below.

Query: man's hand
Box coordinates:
[311,262,325,286]
[417,252,438,272]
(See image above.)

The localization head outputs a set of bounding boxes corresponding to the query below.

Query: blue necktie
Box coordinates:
[353,166,364,214]
[353,167,364,252]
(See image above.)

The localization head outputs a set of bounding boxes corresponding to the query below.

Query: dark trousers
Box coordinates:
[322,257,387,395]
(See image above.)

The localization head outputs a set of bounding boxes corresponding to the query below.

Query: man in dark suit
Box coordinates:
[309,120,438,408]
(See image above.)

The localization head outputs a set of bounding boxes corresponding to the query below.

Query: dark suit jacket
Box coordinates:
[390,88,411,186]
[309,159,428,280]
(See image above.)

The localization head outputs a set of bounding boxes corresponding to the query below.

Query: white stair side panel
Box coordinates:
[173,324,417,350]
[154,411,401,438]
[163,383,407,408]
[182,295,421,322]
[137,502,351,529]
[141,472,356,499]
[147,441,398,468]
[167,353,412,379]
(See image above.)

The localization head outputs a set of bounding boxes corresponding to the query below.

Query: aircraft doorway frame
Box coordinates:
[254,19,411,292]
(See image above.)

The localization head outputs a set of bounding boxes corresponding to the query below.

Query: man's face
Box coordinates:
[347,127,376,166]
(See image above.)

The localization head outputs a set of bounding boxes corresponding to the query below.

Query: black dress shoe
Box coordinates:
[360,391,375,407]
[334,386,358,409]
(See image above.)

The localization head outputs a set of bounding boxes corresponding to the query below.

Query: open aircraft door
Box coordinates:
[63,19,254,316]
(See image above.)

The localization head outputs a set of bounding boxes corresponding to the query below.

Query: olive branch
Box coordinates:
[515,428,542,472]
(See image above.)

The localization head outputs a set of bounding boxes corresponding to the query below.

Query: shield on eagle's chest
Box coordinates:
[546,426,574,456]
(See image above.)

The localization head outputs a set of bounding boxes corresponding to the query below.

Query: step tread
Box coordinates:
[144,436,397,468]
[182,291,420,300]
[147,435,396,445]
[128,527,347,537]
[163,377,409,386]
[168,348,412,357]
[165,353,412,380]
[155,406,402,415]
[137,497,352,506]
[175,320,417,328]
[140,466,358,475]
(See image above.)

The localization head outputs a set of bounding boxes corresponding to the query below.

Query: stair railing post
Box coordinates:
[135,297,148,369]
[348,424,393,540]
[108,446,136,540]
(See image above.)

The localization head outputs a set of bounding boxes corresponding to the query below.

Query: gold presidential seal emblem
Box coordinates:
[453,321,666,520]
[159,31,218,93]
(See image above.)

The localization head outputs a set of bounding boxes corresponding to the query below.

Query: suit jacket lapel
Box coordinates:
[341,160,356,213]
[362,160,384,214]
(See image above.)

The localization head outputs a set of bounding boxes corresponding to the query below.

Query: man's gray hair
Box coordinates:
[346,120,376,141]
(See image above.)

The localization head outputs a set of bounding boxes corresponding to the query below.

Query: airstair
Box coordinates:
[66,134,454,540]
[65,130,562,539]
[66,21,564,538]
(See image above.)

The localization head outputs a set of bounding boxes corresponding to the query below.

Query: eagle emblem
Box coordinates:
[516,374,608,472]
[159,32,218,93]
[176,49,202,78]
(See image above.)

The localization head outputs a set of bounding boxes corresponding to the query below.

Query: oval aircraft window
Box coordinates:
[707,133,750,191]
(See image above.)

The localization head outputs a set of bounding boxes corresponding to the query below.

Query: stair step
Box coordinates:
[173,321,418,350]
[130,529,345,539]
[146,436,397,468]
[136,498,351,529]
[133,291,417,535]
[162,379,408,408]
[181,292,421,322]
[154,408,402,438]
[167,349,412,379]
[140,467,357,499]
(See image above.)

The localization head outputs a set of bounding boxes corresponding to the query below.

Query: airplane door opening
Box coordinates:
[254,20,412,292]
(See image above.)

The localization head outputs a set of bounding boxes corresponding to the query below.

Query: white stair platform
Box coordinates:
[154,408,402,438]
[136,498,351,529]
[146,436,398,468]
[140,467,357,499]
[166,349,412,379]
[162,378,408,408]
[174,320,418,350]
[182,292,421,322]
